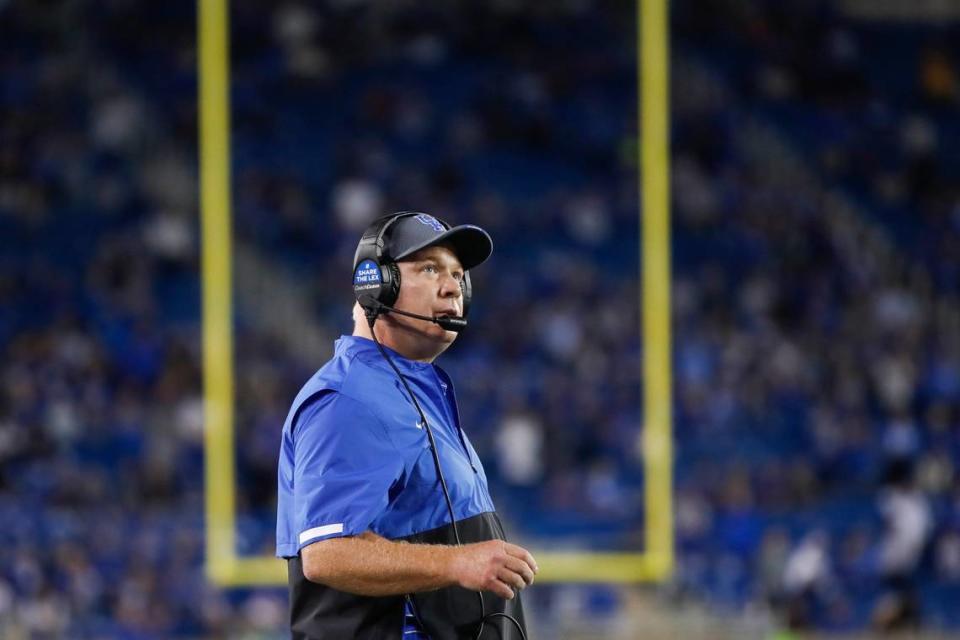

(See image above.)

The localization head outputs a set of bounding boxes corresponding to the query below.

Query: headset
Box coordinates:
[352,211,472,329]
[352,212,527,640]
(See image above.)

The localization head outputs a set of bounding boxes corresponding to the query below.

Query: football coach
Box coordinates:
[276,212,536,639]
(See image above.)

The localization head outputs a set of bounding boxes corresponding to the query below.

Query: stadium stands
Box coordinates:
[1,0,957,636]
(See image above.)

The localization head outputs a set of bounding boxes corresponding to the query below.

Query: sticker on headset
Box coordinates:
[353,259,382,291]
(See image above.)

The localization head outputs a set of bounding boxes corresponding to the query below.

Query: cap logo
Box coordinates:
[414,214,445,232]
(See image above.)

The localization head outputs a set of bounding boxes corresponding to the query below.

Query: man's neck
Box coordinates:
[353,322,441,363]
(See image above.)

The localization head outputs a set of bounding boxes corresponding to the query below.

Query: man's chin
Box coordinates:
[429,326,457,344]
[392,317,456,344]
[409,327,456,361]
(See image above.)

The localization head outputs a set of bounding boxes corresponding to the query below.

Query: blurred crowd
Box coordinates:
[670,1,960,631]
[1,0,958,636]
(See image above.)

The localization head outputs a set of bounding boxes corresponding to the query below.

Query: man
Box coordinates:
[276,212,536,639]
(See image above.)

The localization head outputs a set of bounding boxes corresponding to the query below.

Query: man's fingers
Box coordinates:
[465,542,535,599]
[503,555,535,586]
[495,567,524,592]
[489,578,515,600]
[503,543,539,574]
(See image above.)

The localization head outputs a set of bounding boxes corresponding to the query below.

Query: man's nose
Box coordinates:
[438,273,462,298]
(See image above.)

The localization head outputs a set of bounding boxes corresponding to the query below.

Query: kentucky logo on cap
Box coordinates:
[414,214,445,232]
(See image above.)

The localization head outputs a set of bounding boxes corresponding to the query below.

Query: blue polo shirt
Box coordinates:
[276,335,495,557]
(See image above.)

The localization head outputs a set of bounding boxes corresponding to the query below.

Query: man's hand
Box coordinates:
[449,540,538,600]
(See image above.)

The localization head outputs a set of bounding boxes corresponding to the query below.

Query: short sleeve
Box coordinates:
[292,391,405,550]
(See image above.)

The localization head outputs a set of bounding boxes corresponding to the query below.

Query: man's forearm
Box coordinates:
[301,531,457,596]
[302,531,538,600]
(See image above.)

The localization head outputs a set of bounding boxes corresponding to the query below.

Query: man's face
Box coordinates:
[392,244,465,347]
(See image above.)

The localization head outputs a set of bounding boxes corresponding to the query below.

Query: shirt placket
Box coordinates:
[432,369,478,474]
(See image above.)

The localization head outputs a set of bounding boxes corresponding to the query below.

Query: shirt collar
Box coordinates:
[336,335,435,375]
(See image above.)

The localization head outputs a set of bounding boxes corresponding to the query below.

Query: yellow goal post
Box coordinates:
[199,0,672,587]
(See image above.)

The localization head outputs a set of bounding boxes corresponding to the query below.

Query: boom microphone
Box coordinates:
[363,297,468,332]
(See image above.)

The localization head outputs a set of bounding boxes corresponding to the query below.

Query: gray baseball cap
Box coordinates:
[386,212,493,270]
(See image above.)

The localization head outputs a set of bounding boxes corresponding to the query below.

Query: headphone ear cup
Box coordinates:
[381,261,401,308]
[460,272,472,318]
[354,257,386,311]
[353,213,410,314]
